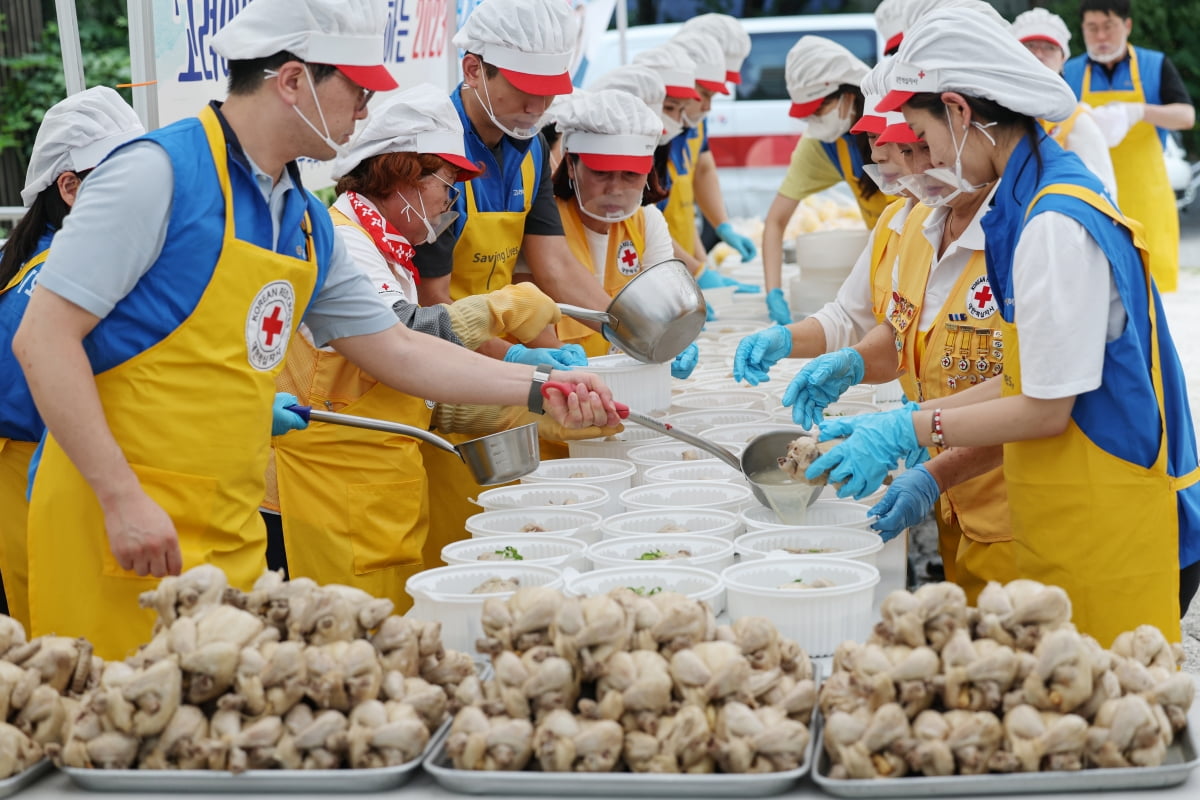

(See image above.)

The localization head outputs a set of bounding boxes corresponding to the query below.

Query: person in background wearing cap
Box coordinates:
[10,0,618,658]
[549,89,697,377]
[878,0,1010,57]
[264,86,616,611]
[0,87,143,628]
[806,8,1200,645]
[1064,0,1194,294]
[761,36,899,326]
[1012,8,1116,199]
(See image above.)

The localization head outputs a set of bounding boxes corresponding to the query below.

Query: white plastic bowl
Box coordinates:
[441,535,589,571]
[839,385,878,404]
[626,442,745,485]
[521,458,636,515]
[564,564,726,614]
[698,321,764,341]
[793,228,870,270]
[585,354,672,413]
[586,535,735,574]
[874,380,905,403]
[406,563,564,658]
[721,557,879,657]
[670,389,768,412]
[822,400,881,418]
[472,483,609,513]
[701,421,808,447]
[666,408,771,430]
[620,481,754,514]
[734,527,884,567]
[740,499,874,531]
[642,460,748,487]
[567,425,671,461]
[600,508,742,542]
[465,508,604,544]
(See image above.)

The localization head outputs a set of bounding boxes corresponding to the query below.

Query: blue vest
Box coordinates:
[820,133,868,181]
[79,109,334,375]
[983,132,1200,567]
[1064,46,1168,147]
[0,230,52,441]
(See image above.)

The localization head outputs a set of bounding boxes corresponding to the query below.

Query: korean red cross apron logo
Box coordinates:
[616,240,641,276]
[966,276,997,320]
[246,280,296,370]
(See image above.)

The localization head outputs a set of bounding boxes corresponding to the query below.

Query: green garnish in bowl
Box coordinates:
[637,550,667,561]
[495,546,523,561]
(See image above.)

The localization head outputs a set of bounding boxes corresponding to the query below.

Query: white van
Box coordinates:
[580,15,883,218]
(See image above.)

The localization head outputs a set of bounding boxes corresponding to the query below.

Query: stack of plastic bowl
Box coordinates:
[701,422,807,449]
[619,481,754,515]
[787,228,869,317]
[564,564,726,614]
[721,557,879,657]
[670,388,769,413]
[700,285,738,318]
[666,407,771,430]
[584,354,672,413]
[585,534,735,574]
[520,457,636,516]
[441,535,588,571]
[626,441,745,486]
[733,527,884,568]
[600,508,741,542]
[405,562,564,657]
[740,499,874,532]
[465,508,604,545]
[642,460,748,487]
[566,425,669,461]
[471,482,609,514]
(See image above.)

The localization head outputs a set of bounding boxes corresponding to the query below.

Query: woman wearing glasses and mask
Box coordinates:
[266,85,612,610]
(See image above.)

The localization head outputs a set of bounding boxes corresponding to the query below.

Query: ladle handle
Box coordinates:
[620,410,743,472]
[556,303,612,326]
[287,405,459,455]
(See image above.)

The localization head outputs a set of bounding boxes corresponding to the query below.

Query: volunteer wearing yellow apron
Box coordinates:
[1065,5,1195,293]
[0,88,143,629]
[810,10,1200,645]
[762,37,898,326]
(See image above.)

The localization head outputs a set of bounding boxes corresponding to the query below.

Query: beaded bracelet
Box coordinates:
[930,407,946,448]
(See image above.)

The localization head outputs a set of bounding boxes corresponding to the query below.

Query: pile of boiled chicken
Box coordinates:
[45,565,476,772]
[444,586,816,773]
[819,580,1195,779]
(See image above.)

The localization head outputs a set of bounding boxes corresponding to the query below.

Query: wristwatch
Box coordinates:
[527,363,554,415]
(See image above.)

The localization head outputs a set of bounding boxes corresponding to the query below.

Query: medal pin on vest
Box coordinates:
[26,107,319,659]
[1000,182,1191,645]
[1082,49,1178,292]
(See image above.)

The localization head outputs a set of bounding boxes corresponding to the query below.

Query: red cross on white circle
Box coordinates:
[620,247,637,268]
[261,305,285,346]
[974,284,993,306]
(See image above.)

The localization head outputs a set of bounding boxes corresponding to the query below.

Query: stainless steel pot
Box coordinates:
[557,259,705,363]
[288,406,540,485]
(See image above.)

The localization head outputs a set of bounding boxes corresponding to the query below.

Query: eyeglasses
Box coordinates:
[427,171,461,211]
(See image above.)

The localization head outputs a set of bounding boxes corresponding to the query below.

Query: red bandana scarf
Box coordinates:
[345,191,420,283]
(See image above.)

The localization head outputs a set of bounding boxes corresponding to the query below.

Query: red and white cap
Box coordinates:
[589,65,667,117]
[669,31,731,95]
[555,89,662,174]
[875,113,922,145]
[680,14,751,84]
[879,0,1010,58]
[632,45,701,101]
[1011,8,1071,59]
[330,84,481,181]
[210,0,398,92]
[453,0,577,97]
[850,59,892,135]
[785,36,869,118]
[874,0,908,56]
[878,9,1076,123]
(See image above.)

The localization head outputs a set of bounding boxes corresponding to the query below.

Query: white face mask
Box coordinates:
[472,76,546,140]
[862,164,905,196]
[570,165,642,225]
[803,98,854,142]
[265,66,353,161]
[396,187,457,245]
[658,113,684,145]
[902,106,996,208]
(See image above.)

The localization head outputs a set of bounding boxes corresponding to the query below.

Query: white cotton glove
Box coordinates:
[1089,102,1145,147]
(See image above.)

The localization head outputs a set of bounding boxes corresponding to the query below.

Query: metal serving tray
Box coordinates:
[422,722,814,798]
[813,722,1199,797]
[0,760,52,798]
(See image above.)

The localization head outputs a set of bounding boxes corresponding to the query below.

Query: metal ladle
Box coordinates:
[285,405,540,485]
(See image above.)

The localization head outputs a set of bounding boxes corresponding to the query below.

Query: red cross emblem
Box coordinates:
[616,241,640,276]
[966,276,997,320]
[917,70,926,79]
[261,305,285,346]
[381,283,390,291]
[620,248,637,267]
[973,284,993,306]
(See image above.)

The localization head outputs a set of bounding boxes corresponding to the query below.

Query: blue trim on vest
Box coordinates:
[0,230,53,441]
[656,127,700,213]
[983,133,1200,566]
[819,134,866,180]
[80,112,333,376]
[1064,47,1168,147]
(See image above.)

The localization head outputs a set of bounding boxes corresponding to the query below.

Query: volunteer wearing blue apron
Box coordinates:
[1063,0,1194,293]
[0,87,143,629]
[11,0,618,660]
[806,9,1200,646]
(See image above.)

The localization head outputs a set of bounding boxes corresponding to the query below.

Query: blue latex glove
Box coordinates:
[781,348,866,429]
[868,465,941,542]
[732,325,792,386]
[806,406,920,500]
[554,344,589,367]
[697,268,761,295]
[818,401,930,468]
[705,303,716,322]
[671,343,700,379]
[716,221,758,262]
[503,344,582,370]
[766,287,792,325]
[272,392,308,437]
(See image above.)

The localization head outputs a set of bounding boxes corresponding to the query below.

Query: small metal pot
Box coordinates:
[557,259,706,364]
[288,406,539,485]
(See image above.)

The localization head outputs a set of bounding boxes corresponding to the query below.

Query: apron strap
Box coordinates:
[1,248,50,295]
[1170,467,1200,493]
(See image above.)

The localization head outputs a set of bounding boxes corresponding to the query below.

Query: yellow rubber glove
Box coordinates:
[484,283,562,343]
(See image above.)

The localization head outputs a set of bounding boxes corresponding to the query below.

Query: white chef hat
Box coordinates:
[555,89,662,175]
[632,44,700,101]
[879,8,1077,123]
[21,86,145,207]
[884,0,1010,55]
[1011,8,1072,59]
[669,30,730,95]
[209,0,397,92]
[853,59,920,143]
[453,0,577,96]
[329,84,481,181]
[785,36,869,118]
[874,0,908,54]
[588,66,666,116]
[679,14,751,84]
